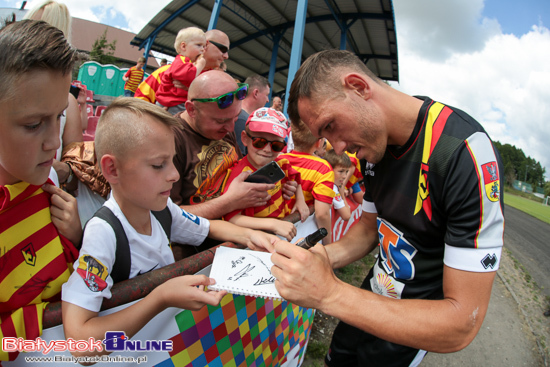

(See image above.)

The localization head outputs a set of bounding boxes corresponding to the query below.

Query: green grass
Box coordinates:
[504,192,550,224]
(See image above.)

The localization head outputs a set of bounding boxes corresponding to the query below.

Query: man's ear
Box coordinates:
[186,100,197,118]
[100,154,119,184]
[343,73,371,100]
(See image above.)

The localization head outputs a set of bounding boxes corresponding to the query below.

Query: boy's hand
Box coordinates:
[225,172,275,211]
[244,229,279,253]
[195,55,206,70]
[42,183,82,246]
[291,200,310,223]
[160,275,227,310]
[281,180,297,200]
[272,220,297,241]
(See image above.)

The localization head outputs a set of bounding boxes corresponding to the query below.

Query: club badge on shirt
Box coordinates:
[482,161,500,202]
[76,255,108,292]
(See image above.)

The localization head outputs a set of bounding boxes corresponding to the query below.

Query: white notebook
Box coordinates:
[208,246,283,300]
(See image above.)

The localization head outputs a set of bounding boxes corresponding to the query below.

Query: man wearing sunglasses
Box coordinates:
[135,29,230,104]
[233,74,271,155]
[169,71,296,260]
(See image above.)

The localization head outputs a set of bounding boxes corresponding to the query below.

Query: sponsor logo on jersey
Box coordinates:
[364,162,375,177]
[377,218,418,280]
[181,208,200,225]
[481,253,498,269]
[76,255,108,292]
[370,261,405,299]
[482,162,500,202]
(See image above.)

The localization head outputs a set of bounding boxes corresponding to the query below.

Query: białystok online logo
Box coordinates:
[2,331,173,354]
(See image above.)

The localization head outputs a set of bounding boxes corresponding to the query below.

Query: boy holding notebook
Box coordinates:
[222,107,309,240]
[62,98,279,358]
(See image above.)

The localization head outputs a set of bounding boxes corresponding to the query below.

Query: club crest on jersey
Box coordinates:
[482,162,500,202]
[76,255,108,292]
[377,218,417,280]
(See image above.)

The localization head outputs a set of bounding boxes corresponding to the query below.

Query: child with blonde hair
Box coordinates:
[156,26,207,114]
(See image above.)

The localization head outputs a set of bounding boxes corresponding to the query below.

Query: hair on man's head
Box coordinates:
[288,49,382,126]
[0,19,80,102]
[244,74,270,92]
[95,97,182,161]
[324,149,352,170]
[174,26,205,54]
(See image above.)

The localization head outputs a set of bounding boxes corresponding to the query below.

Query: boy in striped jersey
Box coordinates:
[223,108,309,240]
[122,57,145,97]
[278,119,336,244]
[0,19,82,362]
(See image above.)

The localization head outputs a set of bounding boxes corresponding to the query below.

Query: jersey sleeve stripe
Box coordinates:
[464,132,505,250]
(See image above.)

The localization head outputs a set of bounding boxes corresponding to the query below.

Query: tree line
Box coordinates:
[494,141,549,195]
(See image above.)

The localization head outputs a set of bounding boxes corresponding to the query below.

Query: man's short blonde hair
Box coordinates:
[95,97,181,161]
[174,26,205,54]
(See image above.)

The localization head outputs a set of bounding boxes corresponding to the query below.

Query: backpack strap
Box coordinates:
[152,206,172,243]
[85,206,172,284]
[89,206,131,284]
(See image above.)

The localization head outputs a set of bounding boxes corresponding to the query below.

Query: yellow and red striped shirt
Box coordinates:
[123,66,145,93]
[346,152,363,189]
[278,151,335,207]
[0,180,78,361]
[222,156,301,221]
[135,64,171,104]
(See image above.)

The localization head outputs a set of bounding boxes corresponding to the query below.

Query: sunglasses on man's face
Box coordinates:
[246,132,287,152]
[191,83,248,109]
[209,40,229,54]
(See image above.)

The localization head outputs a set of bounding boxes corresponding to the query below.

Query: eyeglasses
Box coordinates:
[246,132,287,152]
[209,40,229,54]
[191,83,248,109]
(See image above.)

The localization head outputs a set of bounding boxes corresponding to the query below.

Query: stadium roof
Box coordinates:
[131,0,398,95]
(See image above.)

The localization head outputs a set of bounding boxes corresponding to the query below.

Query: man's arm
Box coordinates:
[272,211,495,353]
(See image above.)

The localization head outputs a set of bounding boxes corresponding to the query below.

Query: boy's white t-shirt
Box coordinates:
[332,184,345,210]
[62,196,210,312]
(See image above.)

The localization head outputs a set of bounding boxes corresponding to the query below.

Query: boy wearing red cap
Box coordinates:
[222,108,309,240]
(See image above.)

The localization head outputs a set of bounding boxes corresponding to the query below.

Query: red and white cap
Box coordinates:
[246,107,289,139]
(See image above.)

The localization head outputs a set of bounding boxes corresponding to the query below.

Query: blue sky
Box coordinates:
[2,0,549,179]
[484,0,549,36]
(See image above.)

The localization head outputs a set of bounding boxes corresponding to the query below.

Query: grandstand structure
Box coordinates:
[131,0,399,103]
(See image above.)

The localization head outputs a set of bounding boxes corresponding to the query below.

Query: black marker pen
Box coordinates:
[295,228,328,249]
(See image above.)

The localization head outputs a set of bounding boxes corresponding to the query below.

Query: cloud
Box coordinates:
[392,0,550,178]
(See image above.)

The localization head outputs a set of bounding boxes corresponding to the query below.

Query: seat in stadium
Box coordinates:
[83,116,99,141]
[95,105,107,117]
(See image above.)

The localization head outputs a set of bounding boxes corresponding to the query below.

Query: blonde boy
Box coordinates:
[223,108,309,240]
[0,19,81,362]
[61,98,278,358]
[156,27,207,114]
